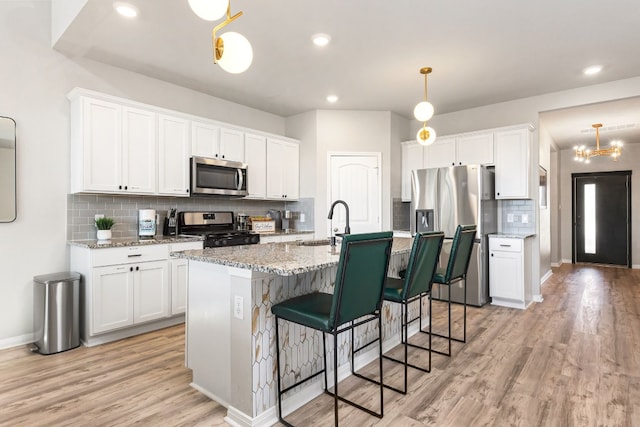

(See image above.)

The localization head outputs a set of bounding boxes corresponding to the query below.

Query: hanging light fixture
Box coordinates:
[414,67,436,146]
[574,123,623,164]
[190,0,253,74]
[188,0,229,21]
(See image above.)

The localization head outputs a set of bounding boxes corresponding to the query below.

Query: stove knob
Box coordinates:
[222,240,228,246]
[214,240,221,247]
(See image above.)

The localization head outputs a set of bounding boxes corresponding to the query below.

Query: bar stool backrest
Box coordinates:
[403,232,445,300]
[442,225,477,282]
[329,231,394,330]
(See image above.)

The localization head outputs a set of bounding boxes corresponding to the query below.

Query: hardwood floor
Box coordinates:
[1,264,638,426]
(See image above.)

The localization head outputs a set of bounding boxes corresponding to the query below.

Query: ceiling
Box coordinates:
[53,0,640,149]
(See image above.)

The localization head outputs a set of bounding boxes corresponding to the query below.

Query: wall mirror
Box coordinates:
[0,116,16,222]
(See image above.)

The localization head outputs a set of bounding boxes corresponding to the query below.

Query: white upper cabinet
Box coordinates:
[70,95,157,195]
[191,120,244,162]
[423,137,456,168]
[423,134,494,168]
[122,106,156,194]
[266,138,299,200]
[494,126,531,199]
[401,142,425,201]
[68,88,299,199]
[191,120,219,159]
[158,114,190,196]
[244,133,267,199]
[219,128,245,162]
[456,133,494,166]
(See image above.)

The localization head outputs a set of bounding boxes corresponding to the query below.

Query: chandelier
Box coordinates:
[574,123,623,164]
[414,67,437,146]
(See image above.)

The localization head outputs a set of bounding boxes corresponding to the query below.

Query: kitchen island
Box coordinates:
[174,238,415,427]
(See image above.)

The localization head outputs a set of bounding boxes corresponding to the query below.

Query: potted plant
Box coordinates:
[95,217,115,240]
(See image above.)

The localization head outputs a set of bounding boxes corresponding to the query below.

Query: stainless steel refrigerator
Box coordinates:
[410,165,497,306]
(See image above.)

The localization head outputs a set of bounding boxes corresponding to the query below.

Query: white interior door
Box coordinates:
[328,153,381,235]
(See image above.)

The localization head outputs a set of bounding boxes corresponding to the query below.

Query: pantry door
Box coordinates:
[328,153,382,235]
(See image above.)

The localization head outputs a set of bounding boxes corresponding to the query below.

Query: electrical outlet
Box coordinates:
[234,296,244,320]
[522,214,528,224]
[300,213,305,223]
[95,214,104,221]
[507,214,514,223]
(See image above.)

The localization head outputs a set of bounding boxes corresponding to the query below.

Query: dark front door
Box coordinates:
[572,171,631,267]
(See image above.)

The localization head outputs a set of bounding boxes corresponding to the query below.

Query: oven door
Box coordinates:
[191,156,248,196]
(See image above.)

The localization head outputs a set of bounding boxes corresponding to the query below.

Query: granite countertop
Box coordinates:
[174,236,412,276]
[257,230,315,236]
[490,233,535,239]
[68,235,204,249]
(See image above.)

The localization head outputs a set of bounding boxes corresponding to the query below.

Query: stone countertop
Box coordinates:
[68,235,204,249]
[490,233,535,239]
[256,230,315,236]
[174,237,412,276]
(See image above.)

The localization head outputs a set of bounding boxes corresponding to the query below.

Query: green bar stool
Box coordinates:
[429,224,477,357]
[272,231,394,427]
[375,231,444,394]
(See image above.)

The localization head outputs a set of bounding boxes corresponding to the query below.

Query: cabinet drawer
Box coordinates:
[489,238,522,252]
[92,245,169,267]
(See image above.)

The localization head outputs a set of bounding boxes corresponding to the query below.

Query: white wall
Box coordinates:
[558,144,640,267]
[317,110,392,237]
[0,2,286,348]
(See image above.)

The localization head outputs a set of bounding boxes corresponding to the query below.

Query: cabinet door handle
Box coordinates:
[119,185,122,190]
[491,253,494,257]
[127,254,142,258]
[130,267,133,272]
[499,244,511,247]
[136,266,139,271]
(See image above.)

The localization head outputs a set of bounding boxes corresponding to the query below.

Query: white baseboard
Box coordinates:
[633,264,640,269]
[81,315,184,347]
[551,262,562,268]
[0,332,34,351]
[533,294,544,303]
[561,258,572,265]
[540,270,553,284]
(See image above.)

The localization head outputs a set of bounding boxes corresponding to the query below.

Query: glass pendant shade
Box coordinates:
[413,101,434,122]
[416,125,437,146]
[189,0,229,21]
[217,32,253,74]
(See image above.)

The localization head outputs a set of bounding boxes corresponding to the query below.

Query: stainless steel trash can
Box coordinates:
[33,272,81,355]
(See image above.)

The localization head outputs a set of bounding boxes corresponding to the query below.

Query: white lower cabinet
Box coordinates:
[133,260,170,323]
[71,240,202,346]
[92,259,169,334]
[92,264,134,334]
[489,236,532,309]
[169,241,203,315]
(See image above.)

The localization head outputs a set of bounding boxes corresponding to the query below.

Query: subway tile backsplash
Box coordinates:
[500,199,536,235]
[67,194,315,240]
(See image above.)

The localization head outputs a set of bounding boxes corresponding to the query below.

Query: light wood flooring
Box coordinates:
[1,264,639,426]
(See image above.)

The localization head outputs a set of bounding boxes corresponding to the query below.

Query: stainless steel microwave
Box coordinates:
[190,156,248,197]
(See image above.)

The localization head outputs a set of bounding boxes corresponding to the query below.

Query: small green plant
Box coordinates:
[95,217,115,230]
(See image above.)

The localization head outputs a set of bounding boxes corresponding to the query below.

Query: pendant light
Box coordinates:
[189,0,253,74]
[414,67,436,146]
[188,0,229,21]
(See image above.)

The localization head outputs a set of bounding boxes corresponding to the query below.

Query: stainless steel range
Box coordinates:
[177,211,260,248]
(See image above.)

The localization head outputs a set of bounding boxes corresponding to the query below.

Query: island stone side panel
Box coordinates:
[249,250,426,416]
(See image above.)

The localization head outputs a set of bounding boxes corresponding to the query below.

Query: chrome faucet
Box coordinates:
[327,200,351,235]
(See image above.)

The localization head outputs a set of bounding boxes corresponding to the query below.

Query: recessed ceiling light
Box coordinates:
[326,95,339,103]
[583,65,602,76]
[312,33,331,47]
[114,2,138,18]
